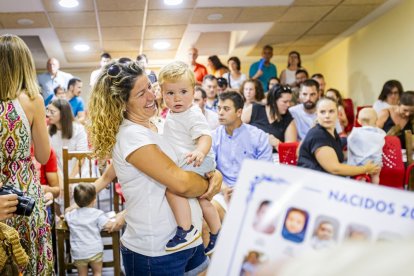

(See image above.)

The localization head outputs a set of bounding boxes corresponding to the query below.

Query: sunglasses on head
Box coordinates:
[107,64,121,78]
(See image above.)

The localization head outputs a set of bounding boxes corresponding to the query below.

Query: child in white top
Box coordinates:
[158,61,221,255]
[347,108,386,184]
[65,183,110,275]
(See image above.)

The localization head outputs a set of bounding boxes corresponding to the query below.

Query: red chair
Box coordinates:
[115,182,126,204]
[379,136,405,189]
[342,98,354,133]
[354,105,372,127]
[278,142,300,165]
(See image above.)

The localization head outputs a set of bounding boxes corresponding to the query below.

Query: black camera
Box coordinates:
[0,185,35,216]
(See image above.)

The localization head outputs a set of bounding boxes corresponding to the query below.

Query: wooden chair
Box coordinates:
[56,147,121,276]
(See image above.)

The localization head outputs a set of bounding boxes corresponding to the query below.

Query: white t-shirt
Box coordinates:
[49,122,89,173]
[289,104,342,140]
[347,126,386,166]
[112,119,203,257]
[205,108,219,130]
[373,100,390,115]
[90,68,101,87]
[163,105,214,167]
[65,208,109,260]
[283,68,297,86]
[222,72,247,89]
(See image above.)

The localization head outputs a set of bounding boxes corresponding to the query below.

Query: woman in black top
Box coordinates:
[242,85,297,151]
[298,97,379,176]
[377,91,414,149]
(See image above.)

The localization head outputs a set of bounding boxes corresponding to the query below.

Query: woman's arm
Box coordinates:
[31,94,51,164]
[279,69,287,85]
[43,172,60,199]
[241,104,253,124]
[376,109,390,128]
[338,106,348,128]
[315,146,380,176]
[126,144,209,197]
[284,120,298,142]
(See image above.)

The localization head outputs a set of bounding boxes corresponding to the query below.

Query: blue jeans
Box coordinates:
[121,243,209,276]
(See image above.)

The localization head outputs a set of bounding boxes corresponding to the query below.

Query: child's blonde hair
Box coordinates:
[358,107,377,126]
[158,61,196,88]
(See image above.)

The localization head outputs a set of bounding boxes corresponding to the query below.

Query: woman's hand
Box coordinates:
[0,183,18,221]
[200,170,222,201]
[43,192,54,206]
[104,210,126,233]
[269,134,281,149]
[364,161,381,174]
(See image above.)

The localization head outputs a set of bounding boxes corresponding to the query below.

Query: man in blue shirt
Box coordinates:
[37,58,73,100]
[66,78,86,124]
[212,91,272,211]
[249,45,277,91]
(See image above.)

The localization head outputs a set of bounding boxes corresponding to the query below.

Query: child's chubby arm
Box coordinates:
[186,135,212,167]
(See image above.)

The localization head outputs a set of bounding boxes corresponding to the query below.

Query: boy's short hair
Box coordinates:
[74,183,96,208]
[54,85,64,95]
[158,61,196,88]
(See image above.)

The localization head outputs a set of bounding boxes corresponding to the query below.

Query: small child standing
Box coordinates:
[158,61,221,255]
[347,107,386,184]
[65,183,110,276]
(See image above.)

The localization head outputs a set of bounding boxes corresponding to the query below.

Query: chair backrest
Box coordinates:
[60,147,121,275]
[278,142,300,165]
[380,136,405,189]
[354,105,372,127]
[404,130,413,165]
[342,98,354,133]
[62,147,98,210]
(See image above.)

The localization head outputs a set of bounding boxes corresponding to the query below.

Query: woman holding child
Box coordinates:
[88,61,222,275]
[298,97,380,177]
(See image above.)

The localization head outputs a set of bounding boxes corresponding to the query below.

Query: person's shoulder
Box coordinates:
[196,62,207,69]
[289,104,302,114]
[59,70,73,78]
[244,123,267,137]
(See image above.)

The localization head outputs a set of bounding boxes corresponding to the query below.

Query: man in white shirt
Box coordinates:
[90,53,111,87]
[38,58,73,100]
[193,86,219,130]
[290,79,342,140]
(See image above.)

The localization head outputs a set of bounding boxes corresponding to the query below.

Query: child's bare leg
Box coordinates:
[76,265,89,276]
[371,171,380,184]
[199,198,221,234]
[166,189,192,230]
[90,261,103,276]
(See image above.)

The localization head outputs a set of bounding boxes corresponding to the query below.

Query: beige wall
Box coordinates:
[313,0,413,106]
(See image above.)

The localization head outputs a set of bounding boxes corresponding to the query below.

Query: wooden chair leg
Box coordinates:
[113,231,121,276]
[57,230,65,276]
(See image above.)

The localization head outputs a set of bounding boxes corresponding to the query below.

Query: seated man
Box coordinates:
[212,91,272,212]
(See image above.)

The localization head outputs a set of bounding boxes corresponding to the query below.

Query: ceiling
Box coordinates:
[0,0,394,70]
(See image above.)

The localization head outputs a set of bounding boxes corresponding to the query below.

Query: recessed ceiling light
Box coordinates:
[164,0,183,5]
[153,41,171,50]
[59,0,79,8]
[17,18,34,26]
[73,44,90,52]
[207,13,223,21]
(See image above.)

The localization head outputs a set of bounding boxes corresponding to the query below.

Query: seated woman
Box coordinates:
[325,88,348,134]
[298,97,380,176]
[242,85,297,151]
[377,91,414,149]
[240,79,265,109]
[87,61,222,275]
[373,80,403,115]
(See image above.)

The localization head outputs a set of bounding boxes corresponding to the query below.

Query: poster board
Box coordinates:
[208,160,414,275]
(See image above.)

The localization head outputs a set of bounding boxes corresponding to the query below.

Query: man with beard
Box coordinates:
[290,79,342,140]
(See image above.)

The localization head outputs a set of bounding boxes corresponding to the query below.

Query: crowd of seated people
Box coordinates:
[3,33,414,275]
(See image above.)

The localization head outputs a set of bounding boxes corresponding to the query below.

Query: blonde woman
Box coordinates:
[88,61,222,275]
[0,34,53,274]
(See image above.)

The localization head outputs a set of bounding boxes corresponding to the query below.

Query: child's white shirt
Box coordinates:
[347,126,386,166]
[65,207,109,260]
[163,105,214,167]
